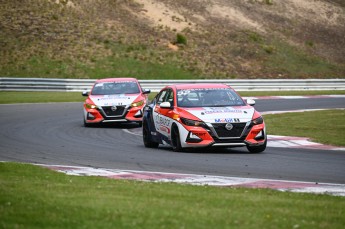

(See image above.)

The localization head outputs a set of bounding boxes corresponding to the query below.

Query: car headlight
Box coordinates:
[131,100,144,107]
[252,116,263,125]
[85,103,98,109]
[180,117,207,128]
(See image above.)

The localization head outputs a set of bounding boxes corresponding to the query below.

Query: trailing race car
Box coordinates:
[142,84,267,153]
[82,78,150,127]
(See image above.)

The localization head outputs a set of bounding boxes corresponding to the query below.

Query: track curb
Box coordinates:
[40,164,345,197]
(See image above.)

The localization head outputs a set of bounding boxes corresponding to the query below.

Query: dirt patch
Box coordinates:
[207,3,265,32]
[136,0,194,32]
[288,0,345,26]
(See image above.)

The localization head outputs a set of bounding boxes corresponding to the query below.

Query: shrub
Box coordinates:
[176,33,187,45]
[263,45,275,54]
[266,0,273,5]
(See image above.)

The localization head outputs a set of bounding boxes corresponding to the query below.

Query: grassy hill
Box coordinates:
[0,0,344,79]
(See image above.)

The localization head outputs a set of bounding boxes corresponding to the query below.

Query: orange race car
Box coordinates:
[82,78,150,127]
[142,84,267,153]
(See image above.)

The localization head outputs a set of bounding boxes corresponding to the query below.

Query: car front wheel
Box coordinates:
[143,122,159,148]
[171,126,183,152]
[246,140,267,153]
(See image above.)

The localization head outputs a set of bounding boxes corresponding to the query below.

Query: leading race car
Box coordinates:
[82,78,150,127]
[142,84,267,153]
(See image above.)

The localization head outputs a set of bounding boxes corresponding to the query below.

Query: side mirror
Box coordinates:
[246,99,256,106]
[82,91,89,97]
[143,89,151,94]
[160,101,172,109]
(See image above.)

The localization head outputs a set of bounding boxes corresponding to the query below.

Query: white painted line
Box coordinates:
[122,128,142,136]
[38,164,345,197]
[261,108,345,115]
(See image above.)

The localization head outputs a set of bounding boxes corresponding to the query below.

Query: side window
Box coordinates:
[156,89,174,106]
[166,89,174,105]
[156,90,167,105]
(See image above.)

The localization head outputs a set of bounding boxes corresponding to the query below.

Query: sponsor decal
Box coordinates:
[214,118,240,123]
[177,90,191,96]
[155,115,171,127]
[160,126,170,134]
[204,107,242,114]
[113,81,137,83]
[106,95,123,98]
[155,115,171,134]
[178,88,228,93]
[101,101,125,106]
[97,97,130,102]
[92,95,136,106]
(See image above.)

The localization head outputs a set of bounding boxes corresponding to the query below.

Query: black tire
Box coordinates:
[246,139,267,153]
[171,126,183,152]
[84,119,92,127]
[137,121,143,127]
[143,122,159,148]
[84,118,99,127]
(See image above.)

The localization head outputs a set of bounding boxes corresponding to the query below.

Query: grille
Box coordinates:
[211,122,247,138]
[213,138,245,144]
[101,106,126,117]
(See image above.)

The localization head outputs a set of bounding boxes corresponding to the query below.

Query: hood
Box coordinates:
[89,94,139,107]
[184,106,255,123]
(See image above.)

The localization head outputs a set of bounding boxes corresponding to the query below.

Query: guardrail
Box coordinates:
[1,78,344,92]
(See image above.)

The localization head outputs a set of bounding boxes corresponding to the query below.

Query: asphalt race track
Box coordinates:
[0,97,344,184]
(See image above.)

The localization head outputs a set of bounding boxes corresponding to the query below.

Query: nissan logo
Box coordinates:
[225,123,233,131]
[111,106,117,111]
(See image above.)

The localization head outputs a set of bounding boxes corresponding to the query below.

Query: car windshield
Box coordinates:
[91,81,140,95]
[177,88,245,107]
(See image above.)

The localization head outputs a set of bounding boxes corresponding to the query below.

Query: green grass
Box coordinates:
[264,41,342,78]
[1,162,344,229]
[0,91,85,104]
[264,109,345,146]
[1,55,199,80]
[1,91,344,104]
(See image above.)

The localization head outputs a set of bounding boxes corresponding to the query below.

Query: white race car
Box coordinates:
[142,83,267,153]
[82,78,150,127]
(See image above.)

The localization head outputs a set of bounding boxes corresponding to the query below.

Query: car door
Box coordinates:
[153,88,174,138]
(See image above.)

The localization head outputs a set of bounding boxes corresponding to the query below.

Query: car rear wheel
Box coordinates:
[143,122,159,148]
[246,139,267,153]
[171,126,183,152]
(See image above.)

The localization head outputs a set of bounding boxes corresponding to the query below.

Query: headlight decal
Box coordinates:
[180,117,207,128]
[252,116,263,125]
[131,100,144,107]
[85,103,98,109]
